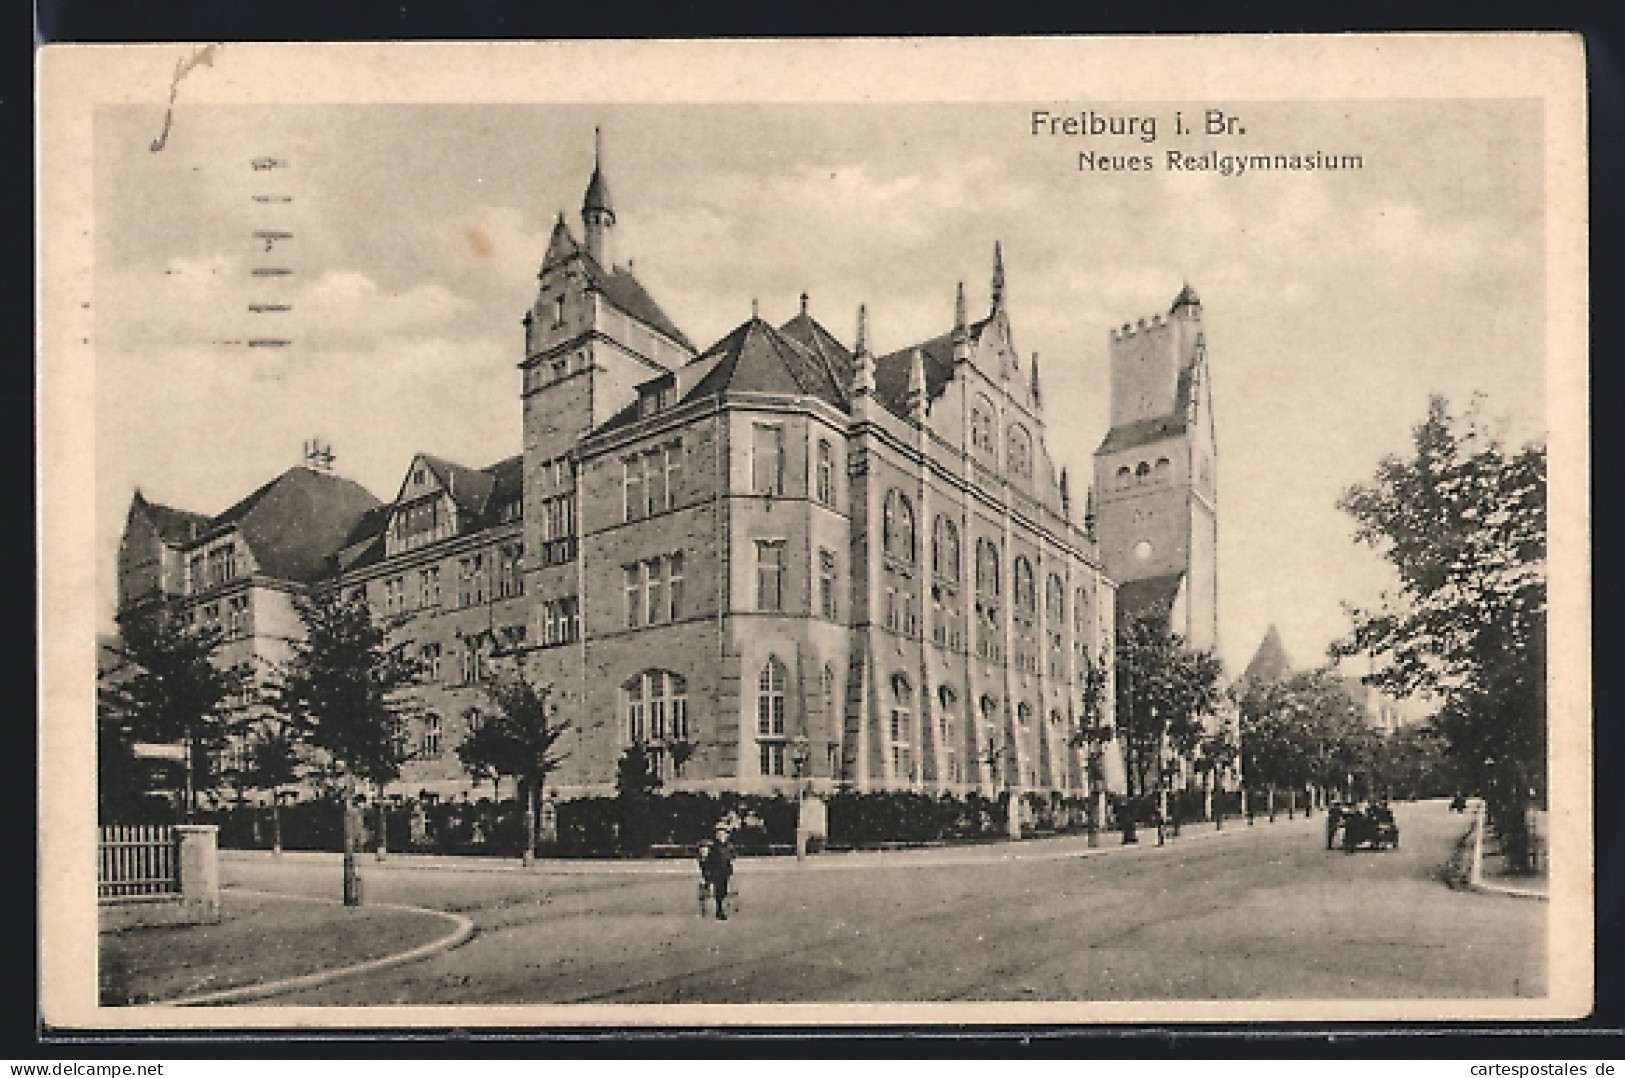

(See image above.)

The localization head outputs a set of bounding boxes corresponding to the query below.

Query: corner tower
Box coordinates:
[1091,283,1218,653]
[519,135,695,597]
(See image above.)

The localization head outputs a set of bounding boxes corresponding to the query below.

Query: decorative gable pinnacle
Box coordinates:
[852,304,875,397]
[906,347,928,424]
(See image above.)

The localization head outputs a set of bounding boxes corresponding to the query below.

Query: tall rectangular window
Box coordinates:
[816,439,834,505]
[646,557,665,626]
[624,565,642,628]
[668,551,684,621]
[752,424,785,495]
[819,548,837,619]
[665,442,683,509]
[756,540,785,611]
[646,452,666,516]
[624,457,644,521]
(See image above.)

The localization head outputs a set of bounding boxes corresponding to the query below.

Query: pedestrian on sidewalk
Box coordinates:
[701,824,736,920]
[1326,801,1344,850]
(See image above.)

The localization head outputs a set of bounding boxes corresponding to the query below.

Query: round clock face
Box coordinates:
[1133,540,1154,562]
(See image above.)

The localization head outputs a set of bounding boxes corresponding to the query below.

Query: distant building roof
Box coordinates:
[132,491,210,545]
[1242,624,1294,684]
[1115,572,1185,625]
[206,467,381,583]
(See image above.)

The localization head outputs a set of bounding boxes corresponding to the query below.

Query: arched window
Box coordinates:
[1116,466,1132,490]
[1154,457,1171,484]
[1046,573,1065,622]
[1007,424,1033,479]
[938,685,957,741]
[816,439,835,505]
[975,538,1000,596]
[1014,556,1036,617]
[932,516,960,580]
[757,657,787,737]
[883,489,916,563]
[1135,460,1151,484]
[970,394,996,455]
[1018,702,1033,727]
[757,656,788,776]
[890,674,914,781]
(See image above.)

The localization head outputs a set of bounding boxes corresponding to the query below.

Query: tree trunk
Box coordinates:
[374,787,389,862]
[523,776,537,868]
[272,798,283,858]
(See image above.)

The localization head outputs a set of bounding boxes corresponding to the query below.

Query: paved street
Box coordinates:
[218,800,1544,1004]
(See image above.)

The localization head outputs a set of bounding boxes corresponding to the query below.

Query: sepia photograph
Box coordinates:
[36,37,1589,1028]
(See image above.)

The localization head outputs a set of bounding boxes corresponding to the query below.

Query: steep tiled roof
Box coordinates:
[1115,572,1185,626]
[211,467,381,583]
[681,317,848,410]
[419,454,497,518]
[870,316,994,421]
[1096,414,1188,455]
[591,260,692,351]
[1242,624,1294,684]
[542,219,692,351]
[779,311,854,402]
[133,492,210,545]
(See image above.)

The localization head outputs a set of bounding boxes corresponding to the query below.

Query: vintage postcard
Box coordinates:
[38,36,1589,1029]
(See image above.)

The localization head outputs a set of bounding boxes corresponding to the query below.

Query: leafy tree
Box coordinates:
[455,674,571,864]
[1332,395,1546,869]
[1115,611,1224,797]
[616,741,664,799]
[1236,668,1379,803]
[225,714,305,853]
[98,610,245,817]
[271,586,421,803]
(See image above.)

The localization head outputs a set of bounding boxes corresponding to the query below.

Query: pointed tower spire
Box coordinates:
[952,282,971,363]
[1059,467,1071,519]
[990,241,1006,313]
[852,304,875,396]
[906,347,928,424]
[1029,351,1042,407]
[1083,485,1096,540]
[582,126,616,265]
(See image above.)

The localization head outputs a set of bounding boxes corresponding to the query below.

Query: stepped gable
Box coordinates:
[132,491,210,545]
[207,467,380,583]
[1115,571,1186,624]
[679,316,848,410]
[1242,624,1294,684]
[871,315,993,420]
[542,218,692,351]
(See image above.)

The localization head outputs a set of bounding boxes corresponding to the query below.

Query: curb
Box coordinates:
[159,889,474,1007]
[1458,804,1549,903]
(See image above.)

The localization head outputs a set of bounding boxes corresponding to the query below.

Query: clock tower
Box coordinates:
[1091,283,1218,653]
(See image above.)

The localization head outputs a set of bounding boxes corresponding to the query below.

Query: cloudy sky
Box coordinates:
[94,100,1545,673]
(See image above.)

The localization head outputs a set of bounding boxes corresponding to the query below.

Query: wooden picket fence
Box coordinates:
[98,825,179,901]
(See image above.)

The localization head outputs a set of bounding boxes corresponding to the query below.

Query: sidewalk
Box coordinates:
[221,810,1323,877]
[1476,807,1549,900]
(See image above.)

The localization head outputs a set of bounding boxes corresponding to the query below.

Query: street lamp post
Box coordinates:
[790,734,811,863]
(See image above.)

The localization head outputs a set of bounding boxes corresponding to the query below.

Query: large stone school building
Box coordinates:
[114,141,1223,808]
